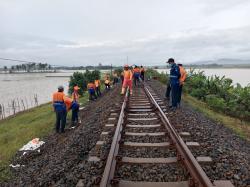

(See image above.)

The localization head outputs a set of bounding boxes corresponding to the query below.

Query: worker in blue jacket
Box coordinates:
[167,58,180,109]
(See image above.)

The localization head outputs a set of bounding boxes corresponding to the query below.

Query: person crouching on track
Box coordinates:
[121,64,133,95]
[95,79,101,97]
[71,85,80,126]
[52,86,67,133]
[104,78,111,90]
[87,81,97,101]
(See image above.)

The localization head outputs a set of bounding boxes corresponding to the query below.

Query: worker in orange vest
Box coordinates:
[133,65,141,86]
[140,65,145,81]
[71,85,80,126]
[121,64,133,95]
[177,64,187,107]
[87,82,97,101]
[64,96,73,112]
[94,79,101,97]
[52,86,66,133]
[104,78,111,90]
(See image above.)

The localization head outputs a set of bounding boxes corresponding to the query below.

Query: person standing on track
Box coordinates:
[167,58,180,109]
[71,85,80,126]
[94,79,101,97]
[177,64,187,107]
[140,65,145,81]
[52,86,67,133]
[121,64,133,95]
[104,78,111,90]
[87,81,97,101]
[133,65,141,86]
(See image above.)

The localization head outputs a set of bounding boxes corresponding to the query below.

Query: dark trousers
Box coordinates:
[95,87,101,97]
[177,85,183,105]
[71,108,79,125]
[171,83,179,107]
[141,72,144,81]
[113,78,118,85]
[55,110,66,133]
[105,84,110,90]
[134,76,140,86]
[89,92,97,100]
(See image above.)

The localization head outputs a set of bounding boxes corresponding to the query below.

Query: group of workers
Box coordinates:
[120,64,145,95]
[52,59,185,133]
[52,85,80,133]
[166,58,187,109]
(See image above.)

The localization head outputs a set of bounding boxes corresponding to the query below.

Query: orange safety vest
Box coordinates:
[52,92,65,103]
[133,67,140,73]
[87,83,96,89]
[123,70,133,80]
[95,80,101,87]
[64,97,73,111]
[179,66,187,85]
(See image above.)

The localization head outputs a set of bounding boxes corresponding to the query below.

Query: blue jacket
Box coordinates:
[169,63,180,85]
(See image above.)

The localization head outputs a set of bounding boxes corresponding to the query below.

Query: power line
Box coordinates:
[0,57,42,64]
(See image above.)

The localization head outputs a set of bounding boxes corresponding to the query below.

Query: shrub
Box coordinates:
[205,94,226,112]
[68,70,101,95]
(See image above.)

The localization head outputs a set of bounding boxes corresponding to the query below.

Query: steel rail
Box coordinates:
[144,85,214,187]
[100,88,129,187]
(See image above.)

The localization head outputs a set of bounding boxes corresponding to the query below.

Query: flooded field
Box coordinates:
[0,72,70,117]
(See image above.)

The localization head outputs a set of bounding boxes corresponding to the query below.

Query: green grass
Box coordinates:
[0,95,89,182]
[183,94,250,141]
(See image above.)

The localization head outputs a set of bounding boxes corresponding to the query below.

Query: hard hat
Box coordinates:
[74,86,80,91]
[58,85,64,92]
[124,64,129,68]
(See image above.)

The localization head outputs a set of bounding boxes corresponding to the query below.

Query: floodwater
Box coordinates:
[0,72,70,117]
[0,70,111,118]
[156,68,250,87]
[0,68,249,118]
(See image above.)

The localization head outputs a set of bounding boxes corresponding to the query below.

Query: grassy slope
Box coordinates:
[0,95,89,182]
[183,94,250,141]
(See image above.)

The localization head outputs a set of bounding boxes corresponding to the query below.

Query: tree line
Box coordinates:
[3,63,52,72]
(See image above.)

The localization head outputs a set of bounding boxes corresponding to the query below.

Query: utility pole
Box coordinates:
[126,56,128,64]
[110,63,113,76]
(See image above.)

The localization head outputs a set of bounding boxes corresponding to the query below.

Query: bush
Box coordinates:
[206,95,226,112]
[147,67,250,121]
[68,70,101,95]
[185,69,250,121]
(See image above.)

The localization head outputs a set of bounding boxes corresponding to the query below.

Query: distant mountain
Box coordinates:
[193,58,250,65]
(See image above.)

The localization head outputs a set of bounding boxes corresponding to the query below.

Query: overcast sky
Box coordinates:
[1,0,250,66]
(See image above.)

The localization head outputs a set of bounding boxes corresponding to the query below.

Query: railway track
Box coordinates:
[77,84,234,187]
